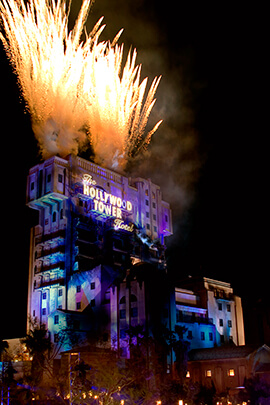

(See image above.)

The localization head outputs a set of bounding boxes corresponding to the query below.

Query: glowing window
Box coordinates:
[205,369,212,377]
[228,369,235,376]
[186,370,190,378]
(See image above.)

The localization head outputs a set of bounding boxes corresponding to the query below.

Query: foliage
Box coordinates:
[237,376,270,405]
[21,318,52,385]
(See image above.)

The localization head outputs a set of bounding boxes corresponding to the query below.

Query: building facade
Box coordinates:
[26,155,173,353]
[171,277,245,350]
[187,344,270,396]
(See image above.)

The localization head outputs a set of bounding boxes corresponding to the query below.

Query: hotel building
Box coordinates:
[26,155,173,354]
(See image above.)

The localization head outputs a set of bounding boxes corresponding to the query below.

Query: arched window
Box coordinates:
[120,296,126,304]
[130,294,137,302]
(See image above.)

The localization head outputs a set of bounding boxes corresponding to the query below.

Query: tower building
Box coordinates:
[26,155,173,353]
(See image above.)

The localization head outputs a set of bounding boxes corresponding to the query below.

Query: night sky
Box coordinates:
[0,1,268,342]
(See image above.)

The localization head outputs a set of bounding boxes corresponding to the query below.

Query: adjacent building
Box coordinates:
[187,344,270,396]
[171,277,245,350]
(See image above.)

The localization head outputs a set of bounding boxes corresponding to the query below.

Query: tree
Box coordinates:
[237,376,270,405]
[21,318,52,386]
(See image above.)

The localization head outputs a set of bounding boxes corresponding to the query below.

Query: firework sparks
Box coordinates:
[0,0,162,169]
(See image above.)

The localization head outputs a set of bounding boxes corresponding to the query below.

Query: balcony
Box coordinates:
[35,229,66,246]
[35,260,65,274]
[34,277,65,289]
[35,245,65,259]
[176,313,213,325]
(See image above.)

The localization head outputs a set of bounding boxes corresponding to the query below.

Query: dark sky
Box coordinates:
[0,1,267,340]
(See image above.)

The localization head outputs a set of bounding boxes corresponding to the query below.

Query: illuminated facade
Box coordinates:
[171,277,245,350]
[26,155,173,353]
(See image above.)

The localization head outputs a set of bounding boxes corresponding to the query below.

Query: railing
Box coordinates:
[35,261,65,273]
[34,277,65,289]
[35,245,65,259]
[35,229,66,246]
[176,313,213,325]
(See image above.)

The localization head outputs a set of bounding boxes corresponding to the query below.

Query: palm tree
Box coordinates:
[21,318,51,385]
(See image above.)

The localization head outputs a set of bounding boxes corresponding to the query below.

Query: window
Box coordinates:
[153,202,156,208]
[205,370,212,377]
[130,294,137,302]
[228,369,235,376]
[42,308,46,315]
[76,285,81,293]
[187,330,193,340]
[186,371,191,378]
[47,174,51,183]
[165,214,168,222]
[58,174,63,183]
[220,335,224,343]
[131,307,138,317]
[145,199,149,206]
[219,319,224,326]
[91,282,95,290]
[146,212,150,218]
[218,303,222,311]
[76,302,81,310]
[42,292,47,300]
[52,212,56,222]
[60,208,63,219]
[120,296,126,304]
[201,332,205,341]
[145,189,149,196]
[227,304,231,312]
[153,214,156,220]
[58,289,62,296]
[154,226,157,232]
[54,315,59,324]
[209,332,213,341]
[120,329,126,339]
[90,299,95,307]
[146,224,150,230]
[176,310,183,323]
[120,309,126,319]
[33,310,35,317]
[228,320,232,328]
[31,182,35,190]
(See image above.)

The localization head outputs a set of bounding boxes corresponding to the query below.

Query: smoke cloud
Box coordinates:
[87,0,203,217]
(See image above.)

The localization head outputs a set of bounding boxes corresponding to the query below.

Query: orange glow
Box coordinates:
[0,0,162,169]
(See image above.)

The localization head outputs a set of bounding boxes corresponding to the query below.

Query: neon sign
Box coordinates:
[114,219,134,232]
[82,174,133,220]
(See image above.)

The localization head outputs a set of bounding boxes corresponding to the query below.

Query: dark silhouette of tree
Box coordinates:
[21,318,51,385]
[237,376,270,405]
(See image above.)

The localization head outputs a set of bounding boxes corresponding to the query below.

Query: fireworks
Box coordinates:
[0,0,162,169]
